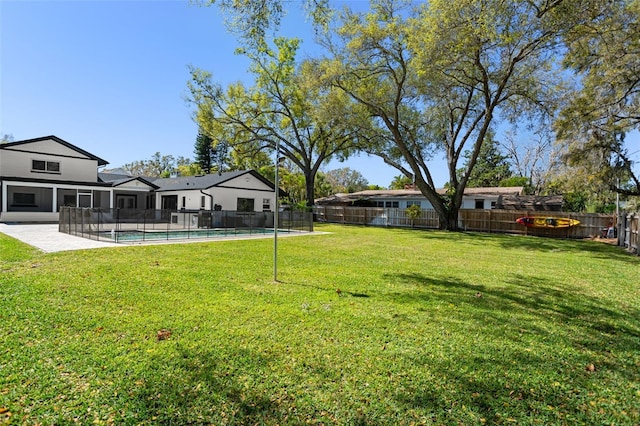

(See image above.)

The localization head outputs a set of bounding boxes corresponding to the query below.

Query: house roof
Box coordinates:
[316,187,524,205]
[150,170,275,192]
[497,195,564,211]
[98,172,159,189]
[1,135,109,167]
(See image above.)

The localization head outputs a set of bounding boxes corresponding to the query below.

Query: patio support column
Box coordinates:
[109,189,114,209]
[1,181,7,212]
[52,186,58,212]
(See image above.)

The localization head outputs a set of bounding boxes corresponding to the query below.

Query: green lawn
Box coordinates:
[1,224,639,425]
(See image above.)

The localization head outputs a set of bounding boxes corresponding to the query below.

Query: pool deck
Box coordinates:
[0,223,121,253]
[0,223,323,253]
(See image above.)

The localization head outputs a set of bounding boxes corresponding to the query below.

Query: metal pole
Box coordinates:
[274,140,280,282]
[616,178,620,217]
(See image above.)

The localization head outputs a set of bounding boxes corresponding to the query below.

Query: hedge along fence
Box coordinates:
[313,205,615,239]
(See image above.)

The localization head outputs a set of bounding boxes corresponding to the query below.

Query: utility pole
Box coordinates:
[273,140,280,282]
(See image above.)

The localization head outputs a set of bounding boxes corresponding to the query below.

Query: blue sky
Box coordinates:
[0,0,439,188]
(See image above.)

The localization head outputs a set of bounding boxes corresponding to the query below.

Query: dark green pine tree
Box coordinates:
[459,131,513,188]
[194,131,214,174]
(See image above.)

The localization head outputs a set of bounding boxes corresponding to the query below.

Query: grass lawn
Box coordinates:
[1,224,639,425]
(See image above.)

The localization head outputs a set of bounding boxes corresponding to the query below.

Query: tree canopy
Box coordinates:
[122,153,195,177]
[195,0,637,224]
[188,37,367,206]
[193,131,228,174]
[317,0,580,229]
[324,167,369,193]
[557,0,640,196]
[458,131,512,188]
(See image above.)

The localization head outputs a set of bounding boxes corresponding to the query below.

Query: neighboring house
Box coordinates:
[315,187,525,210]
[495,194,564,211]
[0,136,276,223]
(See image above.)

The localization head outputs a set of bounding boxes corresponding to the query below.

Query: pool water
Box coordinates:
[99,228,283,242]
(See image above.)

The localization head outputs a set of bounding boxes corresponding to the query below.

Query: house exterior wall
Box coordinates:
[153,173,276,212]
[221,174,273,191]
[216,174,275,211]
[214,187,274,212]
[0,180,114,222]
[156,190,208,211]
[371,195,500,210]
[1,137,278,223]
[155,187,274,212]
[461,195,501,209]
[0,145,99,182]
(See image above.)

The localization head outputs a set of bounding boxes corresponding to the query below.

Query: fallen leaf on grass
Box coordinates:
[157,329,172,341]
[585,363,596,372]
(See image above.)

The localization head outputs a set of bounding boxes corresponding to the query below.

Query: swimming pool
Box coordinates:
[99,227,287,243]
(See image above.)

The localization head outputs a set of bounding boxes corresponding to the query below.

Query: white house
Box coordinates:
[0,136,276,223]
[146,171,275,212]
[315,187,525,210]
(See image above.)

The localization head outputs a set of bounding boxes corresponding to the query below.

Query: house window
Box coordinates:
[161,195,177,211]
[262,198,271,211]
[237,198,255,212]
[385,201,399,208]
[78,192,92,208]
[182,196,186,210]
[406,201,421,207]
[116,195,136,209]
[201,196,206,209]
[32,159,60,173]
[12,192,36,206]
[63,195,76,207]
[475,199,484,209]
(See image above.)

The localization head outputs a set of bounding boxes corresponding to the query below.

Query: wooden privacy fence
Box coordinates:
[620,213,639,254]
[458,209,611,239]
[314,206,440,229]
[313,205,615,239]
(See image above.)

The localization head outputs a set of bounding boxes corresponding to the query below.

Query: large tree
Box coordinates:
[188,37,367,206]
[320,0,579,230]
[458,131,512,188]
[194,131,215,174]
[389,174,413,190]
[122,153,195,177]
[324,167,369,193]
[556,0,640,196]
[199,0,619,227]
[500,127,561,195]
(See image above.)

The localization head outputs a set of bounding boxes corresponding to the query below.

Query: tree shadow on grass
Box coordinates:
[130,346,285,424]
[383,272,640,423]
[387,272,640,345]
[415,230,639,264]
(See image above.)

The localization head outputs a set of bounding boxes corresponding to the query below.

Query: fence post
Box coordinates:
[489,210,493,233]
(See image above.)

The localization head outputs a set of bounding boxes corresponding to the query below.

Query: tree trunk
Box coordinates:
[444,208,460,231]
[433,199,461,231]
[304,173,315,208]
